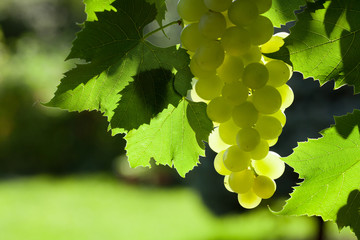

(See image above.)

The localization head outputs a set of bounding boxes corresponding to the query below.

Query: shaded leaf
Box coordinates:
[263,0,306,27]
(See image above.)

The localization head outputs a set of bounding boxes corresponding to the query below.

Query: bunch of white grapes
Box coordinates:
[178,0,294,209]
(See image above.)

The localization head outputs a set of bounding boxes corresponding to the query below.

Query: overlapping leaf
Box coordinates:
[263,0,306,27]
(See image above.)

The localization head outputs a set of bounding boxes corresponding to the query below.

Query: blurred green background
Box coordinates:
[0,0,358,239]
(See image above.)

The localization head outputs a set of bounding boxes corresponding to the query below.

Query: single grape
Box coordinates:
[228,169,255,193]
[241,45,262,66]
[267,138,278,147]
[195,75,223,100]
[199,11,227,40]
[214,150,232,175]
[207,97,233,123]
[238,189,262,209]
[255,115,282,140]
[177,0,208,22]
[208,127,231,153]
[277,84,294,110]
[254,0,272,14]
[219,118,241,145]
[268,109,286,127]
[252,85,282,114]
[228,0,259,26]
[217,54,244,83]
[222,81,249,106]
[253,175,276,199]
[261,36,285,54]
[223,145,251,172]
[246,15,274,45]
[232,101,258,128]
[242,62,269,89]
[195,40,225,71]
[236,127,261,152]
[180,23,206,52]
[250,139,269,160]
[221,26,252,56]
[190,57,216,79]
[224,175,234,192]
[252,151,285,179]
[266,60,292,87]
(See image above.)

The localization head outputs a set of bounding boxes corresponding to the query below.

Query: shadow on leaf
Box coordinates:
[334,109,360,139]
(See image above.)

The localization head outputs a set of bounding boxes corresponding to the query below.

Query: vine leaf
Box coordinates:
[279,110,360,238]
[270,0,360,93]
[262,0,306,27]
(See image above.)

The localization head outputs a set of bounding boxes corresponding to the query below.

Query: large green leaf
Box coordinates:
[271,0,360,93]
[279,110,360,238]
[263,0,306,27]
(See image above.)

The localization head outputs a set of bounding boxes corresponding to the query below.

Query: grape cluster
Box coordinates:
[178,0,294,209]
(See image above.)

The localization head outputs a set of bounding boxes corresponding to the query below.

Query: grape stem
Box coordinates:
[143,20,182,40]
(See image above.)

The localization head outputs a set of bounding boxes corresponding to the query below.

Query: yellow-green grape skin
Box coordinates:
[177,0,208,22]
[236,127,261,152]
[228,169,255,194]
[246,15,274,45]
[219,118,241,145]
[269,110,286,127]
[254,0,272,14]
[255,115,282,140]
[214,150,232,176]
[277,84,294,110]
[222,81,249,106]
[195,75,223,100]
[208,127,231,153]
[266,60,292,87]
[221,26,252,56]
[232,101,258,128]
[260,35,285,54]
[206,97,232,123]
[223,145,251,172]
[228,0,259,26]
[252,151,285,179]
[252,175,276,199]
[194,40,225,71]
[180,23,206,52]
[190,57,216,79]
[250,139,269,160]
[242,62,269,89]
[204,0,233,12]
[224,175,234,192]
[217,54,244,83]
[199,11,227,40]
[223,10,235,27]
[267,138,278,147]
[241,45,262,66]
[238,189,262,209]
[252,85,282,114]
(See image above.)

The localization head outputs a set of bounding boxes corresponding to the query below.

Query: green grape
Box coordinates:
[277,84,294,110]
[255,115,282,140]
[190,57,216,79]
[228,0,259,26]
[195,75,223,100]
[246,15,274,45]
[204,0,232,12]
[252,151,285,179]
[224,175,234,192]
[254,0,272,14]
[268,110,286,126]
[242,62,269,89]
[252,85,282,114]
[266,60,292,87]
[232,101,258,128]
[228,169,255,193]
[238,189,262,209]
[222,81,249,105]
[236,127,260,152]
[267,137,278,147]
[241,45,262,66]
[177,0,208,22]
[217,54,244,83]
[199,11,227,40]
[207,97,232,123]
[250,139,269,160]
[252,175,276,199]
[208,127,231,153]
[260,35,285,54]
[219,118,241,145]
[221,26,251,56]
[214,150,232,175]
[195,40,225,71]
[223,145,251,172]
[180,23,206,52]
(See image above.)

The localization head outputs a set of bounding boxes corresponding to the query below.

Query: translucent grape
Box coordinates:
[228,0,259,26]
[242,62,269,89]
[252,85,282,114]
[207,97,232,123]
[253,175,276,199]
[214,150,232,175]
[222,81,249,106]
[238,189,262,209]
[236,127,261,152]
[219,118,241,145]
[228,169,255,193]
[261,35,285,54]
[195,75,223,100]
[195,40,225,71]
[190,57,216,79]
[266,60,292,87]
[232,101,258,128]
[217,54,244,83]
[254,0,272,14]
[177,0,208,22]
[221,26,251,56]
[252,151,285,179]
[223,145,251,172]
[199,11,227,40]
[277,84,294,110]
[246,15,274,45]
[208,127,231,153]
[180,23,206,52]
[204,0,233,12]
[250,139,269,160]
[224,175,234,192]
[241,45,262,66]
[269,110,286,126]
[267,138,278,147]
[255,115,282,140]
